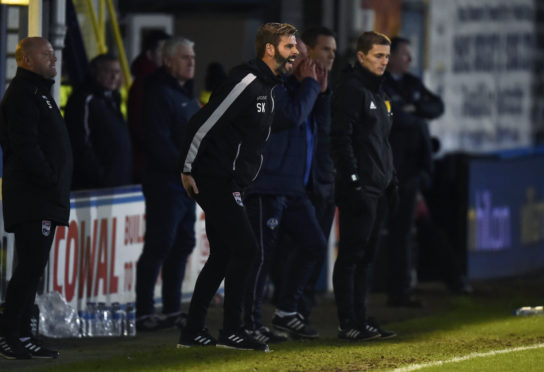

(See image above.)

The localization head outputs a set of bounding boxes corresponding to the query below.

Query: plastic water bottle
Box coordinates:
[86,302,97,337]
[126,304,136,337]
[97,302,113,336]
[111,302,126,337]
[514,306,544,316]
[78,309,87,337]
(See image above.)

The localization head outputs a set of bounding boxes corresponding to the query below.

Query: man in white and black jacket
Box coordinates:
[330,31,398,341]
[177,22,299,352]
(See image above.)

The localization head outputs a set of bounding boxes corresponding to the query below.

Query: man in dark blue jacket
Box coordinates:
[0,37,71,359]
[65,54,132,190]
[135,37,200,331]
[383,37,444,307]
[243,36,330,341]
[178,23,298,352]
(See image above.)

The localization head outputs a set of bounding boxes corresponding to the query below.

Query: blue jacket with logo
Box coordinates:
[246,74,329,196]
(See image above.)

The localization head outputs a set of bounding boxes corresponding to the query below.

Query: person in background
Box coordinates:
[65,53,132,190]
[0,37,72,359]
[243,36,328,342]
[297,26,337,321]
[199,62,227,106]
[135,37,200,331]
[330,31,398,341]
[128,30,171,183]
[177,22,297,352]
[383,36,444,308]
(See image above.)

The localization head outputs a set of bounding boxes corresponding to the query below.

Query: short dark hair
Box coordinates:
[356,31,391,54]
[301,26,335,49]
[142,29,171,52]
[89,53,118,78]
[255,22,297,58]
[390,37,410,54]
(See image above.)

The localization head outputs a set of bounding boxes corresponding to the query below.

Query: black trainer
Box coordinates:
[271,313,319,339]
[365,318,397,339]
[21,337,59,359]
[251,326,288,344]
[338,323,381,341]
[217,329,269,352]
[0,336,32,360]
[177,328,217,348]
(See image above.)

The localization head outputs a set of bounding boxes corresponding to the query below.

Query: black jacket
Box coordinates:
[143,67,200,183]
[179,59,282,188]
[0,68,73,231]
[65,78,132,190]
[383,71,444,183]
[331,63,394,197]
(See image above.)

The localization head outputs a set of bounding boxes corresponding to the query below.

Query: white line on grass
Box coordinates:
[392,343,544,372]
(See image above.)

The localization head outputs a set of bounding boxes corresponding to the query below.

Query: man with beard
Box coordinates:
[177,22,298,352]
[243,36,329,342]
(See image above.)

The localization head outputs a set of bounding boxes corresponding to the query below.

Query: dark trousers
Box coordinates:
[136,180,196,317]
[185,177,257,333]
[244,194,326,329]
[386,178,419,299]
[297,193,335,319]
[333,193,387,327]
[1,220,56,338]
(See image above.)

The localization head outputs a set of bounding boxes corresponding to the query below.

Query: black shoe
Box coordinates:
[0,336,32,360]
[163,312,188,329]
[386,295,423,308]
[251,326,288,344]
[272,313,319,339]
[21,337,59,359]
[177,328,217,348]
[136,314,171,331]
[217,329,269,352]
[365,318,397,339]
[337,323,380,341]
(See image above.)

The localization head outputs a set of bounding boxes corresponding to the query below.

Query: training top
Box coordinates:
[179,58,282,188]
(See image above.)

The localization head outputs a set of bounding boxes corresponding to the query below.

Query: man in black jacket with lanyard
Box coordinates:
[330,31,397,341]
[0,37,72,359]
[177,23,298,352]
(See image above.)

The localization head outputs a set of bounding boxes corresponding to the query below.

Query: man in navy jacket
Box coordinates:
[135,37,200,331]
[244,36,331,341]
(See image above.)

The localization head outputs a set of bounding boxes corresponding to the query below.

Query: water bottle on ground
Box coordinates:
[86,302,97,337]
[97,302,113,336]
[126,303,136,337]
[514,306,544,316]
[111,302,126,337]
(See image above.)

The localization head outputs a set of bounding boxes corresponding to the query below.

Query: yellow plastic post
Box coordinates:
[84,0,107,54]
[106,0,132,89]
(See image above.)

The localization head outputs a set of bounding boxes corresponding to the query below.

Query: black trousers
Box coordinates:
[1,220,56,338]
[333,193,387,327]
[136,179,196,317]
[244,194,326,329]
[185,177,258,333]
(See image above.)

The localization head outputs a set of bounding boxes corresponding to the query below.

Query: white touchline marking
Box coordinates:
[391,343,544,372]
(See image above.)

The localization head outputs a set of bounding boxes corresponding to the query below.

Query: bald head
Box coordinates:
[15,37,57,79]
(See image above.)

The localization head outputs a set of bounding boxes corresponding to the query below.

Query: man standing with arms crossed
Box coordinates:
[177,23,298,352]
[331,31,397,341]
[0,37,72,359]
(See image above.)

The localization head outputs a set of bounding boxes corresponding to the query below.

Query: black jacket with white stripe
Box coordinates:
[180,59,282,188]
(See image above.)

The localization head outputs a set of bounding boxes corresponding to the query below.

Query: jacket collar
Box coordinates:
[354,63,384,92]
[251,58,283,85]
[16,67,55,93]
[153,66,195,97]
